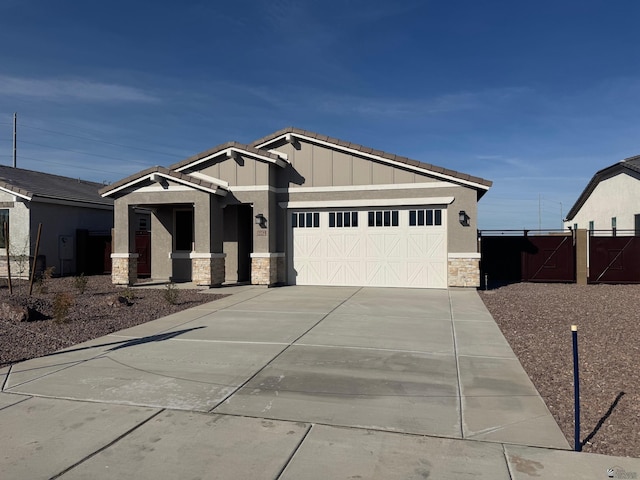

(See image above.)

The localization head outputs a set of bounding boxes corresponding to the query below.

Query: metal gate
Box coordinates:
[480,231,575,284]
[521,235,575,282]
[588,236,640,283]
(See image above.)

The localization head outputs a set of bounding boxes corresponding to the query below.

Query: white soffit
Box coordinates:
[174,147,286,173]
[256,133,489,191]
[102,172,226,197]
[185,171,229,188]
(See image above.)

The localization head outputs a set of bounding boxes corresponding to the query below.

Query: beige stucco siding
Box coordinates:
[564,172,640,232]
[0,199,30,277]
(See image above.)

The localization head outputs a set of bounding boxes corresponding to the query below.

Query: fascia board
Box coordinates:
[174,147,286,173]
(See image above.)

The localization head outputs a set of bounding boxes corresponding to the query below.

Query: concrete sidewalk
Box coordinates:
[1,286,638,479]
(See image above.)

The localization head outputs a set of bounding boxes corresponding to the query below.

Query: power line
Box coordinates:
[19,123,185,159]
[11,154,137,176]
[18,139,156,166]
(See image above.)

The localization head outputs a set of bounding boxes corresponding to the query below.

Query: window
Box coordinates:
[612,217,617,237]
[368,210,398,227]
[0,209,7,248]
[409,209,442,226]
[573,223,578,231]
[292,212,319,228]
[589,220,594,233]
[174,209,194,251]
[329,211,358,228]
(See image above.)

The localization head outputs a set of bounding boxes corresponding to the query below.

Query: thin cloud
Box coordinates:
[309,86,532,117]
[0,75,160,103]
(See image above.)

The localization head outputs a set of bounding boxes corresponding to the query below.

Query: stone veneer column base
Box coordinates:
[192,254,226,287]
[448,254,480,288]
[111,254,138,286]
[251,253,285,286]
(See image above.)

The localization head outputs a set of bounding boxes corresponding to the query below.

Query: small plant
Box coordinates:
[52,292,74,323]
[163,282,179,305]
[73,273,88,294]
[120,287,136,304]
[36,266,55,294]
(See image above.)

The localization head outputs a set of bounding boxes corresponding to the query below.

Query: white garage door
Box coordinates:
[290,208,447,288]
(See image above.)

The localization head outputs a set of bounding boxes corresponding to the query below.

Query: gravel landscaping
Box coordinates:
[0,275,225,367]
[479,282,640,458]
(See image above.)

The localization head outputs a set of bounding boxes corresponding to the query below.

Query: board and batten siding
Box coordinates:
[190,154,270,188]
[272,140,440,188]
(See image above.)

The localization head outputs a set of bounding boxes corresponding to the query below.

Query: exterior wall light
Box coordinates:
[459,210,470,226]
[255,214,266,227]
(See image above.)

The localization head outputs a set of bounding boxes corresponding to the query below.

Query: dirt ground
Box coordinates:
[479,282,640,458]
[0,275,225,367]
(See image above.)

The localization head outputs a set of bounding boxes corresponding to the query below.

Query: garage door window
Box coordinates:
[292,212,320,228]
[329,211,358,228]
[409,209,442,226]
[368,210,399,227]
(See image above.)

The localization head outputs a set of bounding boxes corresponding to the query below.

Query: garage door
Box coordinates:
[290,208,447,288]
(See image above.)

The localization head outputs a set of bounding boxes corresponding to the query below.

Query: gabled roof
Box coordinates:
[99,166,227,198]
[0,165,112,206]
[565,154,640,221]
[170,141,286,171]
[252,127,493,192]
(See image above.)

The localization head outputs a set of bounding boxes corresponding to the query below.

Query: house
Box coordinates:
[100,127,492,289]
[564,155,640,235]
[0,165,114,277]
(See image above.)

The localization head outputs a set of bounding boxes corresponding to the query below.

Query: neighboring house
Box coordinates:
[0,165,114,277]
[564,155,640,235]
[101,127,492,289]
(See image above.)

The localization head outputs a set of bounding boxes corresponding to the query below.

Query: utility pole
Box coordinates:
[12,112,17,168]
[538,194,541,231]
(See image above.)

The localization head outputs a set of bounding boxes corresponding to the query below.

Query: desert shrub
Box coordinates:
[163,282,179,305]
[53,292,74,323]
[73,273,88,294]
[36,266,55,294]
[120,287,136,304]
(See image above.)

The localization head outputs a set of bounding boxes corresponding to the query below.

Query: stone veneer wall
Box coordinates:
[251,255,284,286]
[192,256,225,287]
[448,257,480,288]
[112,255,137,285]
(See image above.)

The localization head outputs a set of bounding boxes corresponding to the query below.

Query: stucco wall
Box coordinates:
[565,173,640,232]
[0,198,31,278]
[29,201,113,275]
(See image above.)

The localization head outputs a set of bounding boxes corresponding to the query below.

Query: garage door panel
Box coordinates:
[292,209,447,288]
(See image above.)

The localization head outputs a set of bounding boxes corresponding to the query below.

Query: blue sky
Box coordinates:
[0,0,639,229]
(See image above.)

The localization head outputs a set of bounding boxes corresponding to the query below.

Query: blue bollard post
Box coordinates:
[572,324,581,452]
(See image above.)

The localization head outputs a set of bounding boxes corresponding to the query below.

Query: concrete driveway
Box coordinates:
[1,286,636,479]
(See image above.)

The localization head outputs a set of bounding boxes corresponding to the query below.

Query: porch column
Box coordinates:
[111,202,137,285]
[192,195,225,286]
[250,191,284,285]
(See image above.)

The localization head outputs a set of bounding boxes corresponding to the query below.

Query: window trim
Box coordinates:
[367,210,399,227]
[0,209,8,249]
[409,208,443,227]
